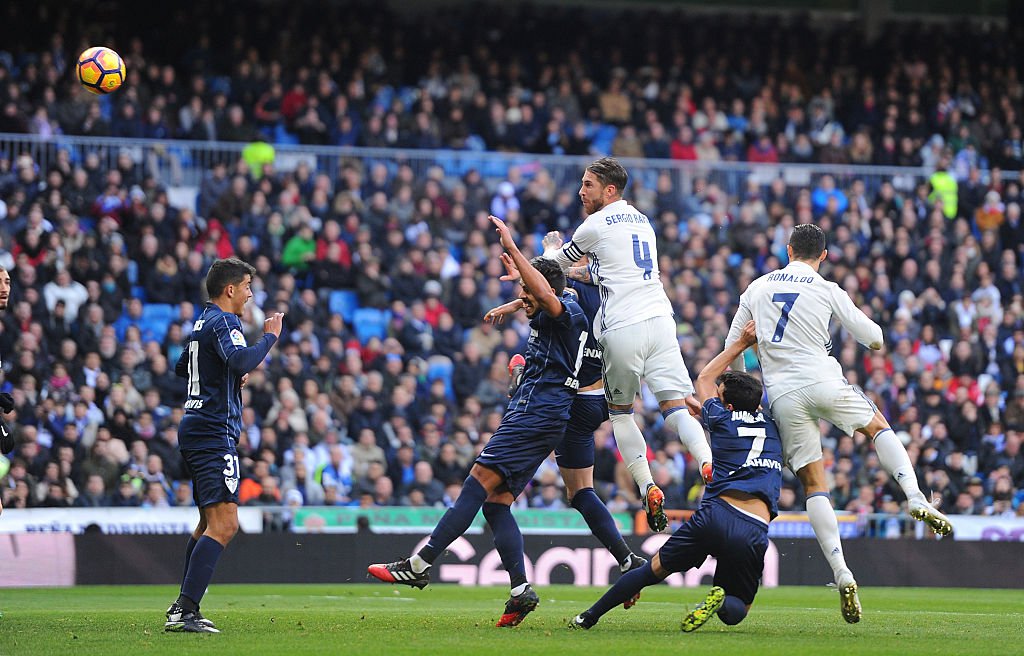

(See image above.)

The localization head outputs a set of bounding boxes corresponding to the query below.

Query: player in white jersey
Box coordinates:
[550,157,713,532]
[726,223,953,624]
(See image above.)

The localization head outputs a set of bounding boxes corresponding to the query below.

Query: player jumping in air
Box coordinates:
[164,258,284,633]
[570,321,780,632]
[548,157,712,533]
[725,223,953,624]
[368,216,588,628]
[484,230,648,598]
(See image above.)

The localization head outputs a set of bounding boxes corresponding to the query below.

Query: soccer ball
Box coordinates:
[76,46,125,95]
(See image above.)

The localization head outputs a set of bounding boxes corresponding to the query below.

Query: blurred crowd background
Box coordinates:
[0,1,1022,531]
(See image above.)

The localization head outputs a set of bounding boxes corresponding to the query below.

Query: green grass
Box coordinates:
[2,584,1020,655]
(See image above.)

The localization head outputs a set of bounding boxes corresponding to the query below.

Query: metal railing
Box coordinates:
[0,132,971,204]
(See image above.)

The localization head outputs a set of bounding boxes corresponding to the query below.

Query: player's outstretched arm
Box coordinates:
[490,215,563,317]
[484,299,525,324]
[724,297,755,371]
[696,320,758,404]
[829,285,883,350]
[223,312,285,374]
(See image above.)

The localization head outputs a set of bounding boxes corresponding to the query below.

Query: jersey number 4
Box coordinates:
[632,235,653,280]
[771,293,800,343]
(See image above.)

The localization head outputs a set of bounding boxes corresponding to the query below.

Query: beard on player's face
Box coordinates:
[581,193,603,215]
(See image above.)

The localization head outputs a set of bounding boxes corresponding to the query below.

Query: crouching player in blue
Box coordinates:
[164,258,284,633]
[570,320,782,632]
[368,216,589,627]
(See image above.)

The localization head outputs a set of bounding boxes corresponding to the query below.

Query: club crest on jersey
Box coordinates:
[225,475,239,493]
[230,329,247,347]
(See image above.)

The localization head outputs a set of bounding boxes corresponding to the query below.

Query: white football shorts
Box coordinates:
[598,315,693,406]
[769,379,878,473]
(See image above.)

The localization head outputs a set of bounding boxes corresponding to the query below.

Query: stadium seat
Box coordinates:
[139,304,175,344]
[353,308,390,343]
[274,124,300,145]
[590,124,618,156]
[328,289,359,323]
[425,355,455,400]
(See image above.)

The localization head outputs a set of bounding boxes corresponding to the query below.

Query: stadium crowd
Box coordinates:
[0,3,1022,531]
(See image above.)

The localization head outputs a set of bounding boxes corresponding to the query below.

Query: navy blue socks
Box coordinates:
[571,487,632,565]
[178,536,225,610]
[483,502,527,589]
[418,475,488,564]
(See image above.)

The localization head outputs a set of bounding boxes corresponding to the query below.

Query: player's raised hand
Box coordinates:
[499,253,520,282]
[541,230,564,254]
[489,215,516,251]
[739,320,757,347]
[264,312,285,338]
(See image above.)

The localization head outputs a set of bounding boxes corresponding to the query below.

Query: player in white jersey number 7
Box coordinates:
[549,157,713,532]
[726,223,953,624]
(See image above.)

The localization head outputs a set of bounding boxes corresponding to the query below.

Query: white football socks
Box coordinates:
[873,428,925,502]
[806,494,852,585]
[663,408,713,469]
[409,554,430,574]
[609,412,655,492]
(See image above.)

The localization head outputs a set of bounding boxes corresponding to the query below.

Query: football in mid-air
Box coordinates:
[76,46,125,95]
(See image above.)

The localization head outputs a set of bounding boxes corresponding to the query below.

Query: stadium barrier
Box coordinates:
[0,132,994,206]
[0,507,264,535]
[2,532,1010,589]
[5,506,1021,541]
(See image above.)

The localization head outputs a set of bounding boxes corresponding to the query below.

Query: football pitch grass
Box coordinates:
[2,584,1021,655]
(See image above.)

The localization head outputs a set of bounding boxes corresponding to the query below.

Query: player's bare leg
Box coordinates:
[858,412,953,536]
[797,460,860,624]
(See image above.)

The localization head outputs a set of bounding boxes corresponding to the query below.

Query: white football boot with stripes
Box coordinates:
[367,558,430,589]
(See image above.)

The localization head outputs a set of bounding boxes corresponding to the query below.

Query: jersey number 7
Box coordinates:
[771,293,800,343]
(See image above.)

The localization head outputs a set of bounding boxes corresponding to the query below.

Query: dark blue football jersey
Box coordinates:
[566,279,602,388]
[176,303,276,448]
[506,292,588,420]
[702,398,783,519]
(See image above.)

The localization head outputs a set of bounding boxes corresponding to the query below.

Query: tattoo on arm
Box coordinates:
[567,266,591,283]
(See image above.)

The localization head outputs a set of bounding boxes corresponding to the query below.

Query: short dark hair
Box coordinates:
[531,256,566,296]
[716,370,763,413]
[206,257,256,299]
[789,223,827,260]
[587,157,628,195]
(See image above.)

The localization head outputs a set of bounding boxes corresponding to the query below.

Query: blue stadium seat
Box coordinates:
[353,308,390,343]
[328,289,359,323]
[273,123,299,145]
[142,304,175,324]
[138,303,175,344]
[426,355,455,400]
[590,124,618,156]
